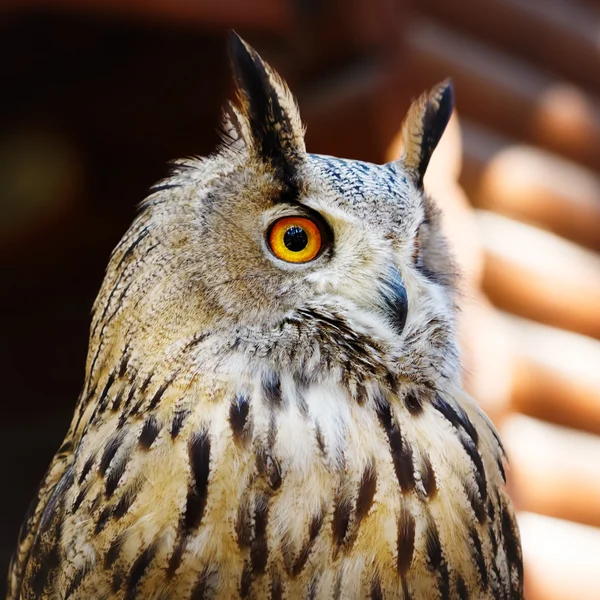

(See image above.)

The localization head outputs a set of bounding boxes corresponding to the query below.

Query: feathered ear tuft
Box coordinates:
[219,103,250,154]
[226,31,305,170]
[399,80,454,189]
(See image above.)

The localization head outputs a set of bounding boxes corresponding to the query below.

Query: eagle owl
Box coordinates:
[8,33,523,600]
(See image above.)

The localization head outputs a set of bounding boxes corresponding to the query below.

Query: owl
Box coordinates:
[8,33,523,600]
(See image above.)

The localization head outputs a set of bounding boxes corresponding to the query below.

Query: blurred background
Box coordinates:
[2,0,600,597]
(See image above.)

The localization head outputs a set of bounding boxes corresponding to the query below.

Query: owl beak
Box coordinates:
[378,267,408,336]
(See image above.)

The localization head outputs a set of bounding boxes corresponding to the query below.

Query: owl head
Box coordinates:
[94,33,457,389]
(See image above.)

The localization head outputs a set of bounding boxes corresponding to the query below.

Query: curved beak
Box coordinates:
[377,266,408,336]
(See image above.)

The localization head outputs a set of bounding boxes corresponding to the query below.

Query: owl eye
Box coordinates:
[267,216,322,263]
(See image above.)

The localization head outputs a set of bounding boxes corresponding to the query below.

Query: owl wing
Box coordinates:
[7,435,75,600]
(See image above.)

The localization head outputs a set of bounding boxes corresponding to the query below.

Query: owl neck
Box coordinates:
[81,294,461,430]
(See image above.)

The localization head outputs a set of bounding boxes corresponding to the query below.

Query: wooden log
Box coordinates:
[420,0,600,95]
[505,316,600,435]
[519,511,600,600]
[461,119,600,252]
[459,295,514,425]
[477,211,600,339]
[405,17,600,173]
[459,118,506,198]
[503,415,600,527]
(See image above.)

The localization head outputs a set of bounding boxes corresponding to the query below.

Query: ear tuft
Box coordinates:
[400,80,454,188]
[218,103,249,153]
[227,31,305,170]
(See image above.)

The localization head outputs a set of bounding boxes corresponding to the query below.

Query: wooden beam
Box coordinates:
[406,18,600,173]
[518,511,600,600]
[477,211,600,339]
[506,316,600,435]
[504,416,600,527]
[461,119,600,252]
[420,0,600,94]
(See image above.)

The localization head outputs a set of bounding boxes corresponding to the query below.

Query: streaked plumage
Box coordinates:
[8,33,523,600]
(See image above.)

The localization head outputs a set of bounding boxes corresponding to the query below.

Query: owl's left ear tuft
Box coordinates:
[227,31,305,170]
[399,80,454,189]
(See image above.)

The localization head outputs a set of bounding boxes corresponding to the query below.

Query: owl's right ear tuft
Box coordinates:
[398,80,454,189]
[226,31,305,172]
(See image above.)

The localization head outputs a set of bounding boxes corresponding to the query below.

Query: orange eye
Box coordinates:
[268,216,322,263]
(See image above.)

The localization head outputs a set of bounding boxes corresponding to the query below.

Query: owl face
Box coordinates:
[112,33,456,383]
[188,153,421,330]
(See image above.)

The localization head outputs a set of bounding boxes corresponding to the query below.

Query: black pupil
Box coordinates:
[283,226,309,252]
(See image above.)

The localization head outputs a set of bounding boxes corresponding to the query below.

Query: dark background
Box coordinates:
[2,1,600,598]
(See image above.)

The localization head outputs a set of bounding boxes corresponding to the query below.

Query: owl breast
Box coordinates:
[47,365,517,600]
